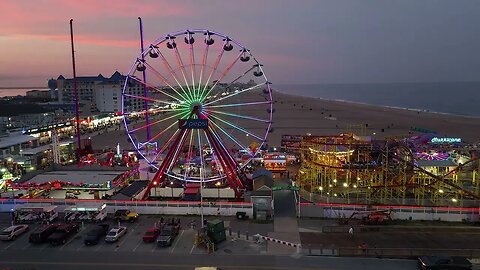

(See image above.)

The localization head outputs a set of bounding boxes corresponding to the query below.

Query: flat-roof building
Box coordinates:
[55,71,144,113]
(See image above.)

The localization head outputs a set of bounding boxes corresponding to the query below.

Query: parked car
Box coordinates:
[29,224,60,244]
[418,255,472,270]
[114,210,139,223]
[0,224,29,241]
[105,227,127,243]
[156,224,180,247]
[47,223,80,245]
[84,224,109,245]
[142,227,161,243]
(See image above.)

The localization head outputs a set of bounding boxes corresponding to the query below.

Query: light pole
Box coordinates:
[200,167,204,228]
[69,19,81,161]
[138,17,150,141]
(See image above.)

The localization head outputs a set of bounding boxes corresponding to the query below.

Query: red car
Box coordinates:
[142,227,160,243]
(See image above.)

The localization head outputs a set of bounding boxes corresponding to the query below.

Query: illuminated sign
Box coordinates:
[178,119,208,129]
[430,137,462,144]
[22,122,72,135]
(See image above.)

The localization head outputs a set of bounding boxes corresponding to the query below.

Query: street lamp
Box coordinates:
[200,167,204,228]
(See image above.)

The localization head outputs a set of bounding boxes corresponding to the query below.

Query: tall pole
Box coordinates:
[70,19,81,160]
[200,167,204,228]
[138,17,150,141]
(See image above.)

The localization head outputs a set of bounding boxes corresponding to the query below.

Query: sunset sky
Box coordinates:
[1,0,480,87]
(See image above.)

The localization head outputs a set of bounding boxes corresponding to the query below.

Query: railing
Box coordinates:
[0,198,253,216]
[299,201,480,221]
[337,247,480,259]
[0,198,253,207]
[322,225,480,234]
[301,246,480,258]
[299,202,480,214]
[300,189,480,208]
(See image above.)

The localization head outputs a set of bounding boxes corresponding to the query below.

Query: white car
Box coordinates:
[0,224,29,241]
[105,227,127,242]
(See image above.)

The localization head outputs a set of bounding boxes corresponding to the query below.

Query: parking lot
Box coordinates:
[0,213,270,256]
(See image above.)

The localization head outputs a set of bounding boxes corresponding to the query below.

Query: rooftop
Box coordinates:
[57,71,125,83]
[0,132,36,149]
[417,160,457,167]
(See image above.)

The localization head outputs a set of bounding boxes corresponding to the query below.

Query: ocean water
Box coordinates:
[0,88,32,97]
[2,82,479,117]
[276,82,480,117]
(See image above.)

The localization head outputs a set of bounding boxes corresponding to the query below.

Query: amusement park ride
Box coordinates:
[121,29,273,200]
[297,133,480,206]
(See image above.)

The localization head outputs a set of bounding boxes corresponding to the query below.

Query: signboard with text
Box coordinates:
[178,119,209,129]
[430,137,462,144]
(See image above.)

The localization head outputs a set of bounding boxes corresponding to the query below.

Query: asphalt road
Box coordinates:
[0,249,418,270]
[273,179,296,218]
[0,212,477,270]
[0,212,420,270]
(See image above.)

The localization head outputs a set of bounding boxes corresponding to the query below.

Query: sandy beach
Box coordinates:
[91,90,480,151]
[267,90,480,144]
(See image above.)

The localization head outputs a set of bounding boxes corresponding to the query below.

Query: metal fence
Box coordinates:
[337,247,480,259]
[0,198,253,216]
[300,189,480,208]
[321,225,480,234]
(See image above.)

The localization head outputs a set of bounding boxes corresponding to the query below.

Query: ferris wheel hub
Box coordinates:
[189,102,203,116]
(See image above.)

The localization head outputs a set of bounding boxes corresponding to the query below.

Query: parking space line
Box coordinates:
[60,228,85,251]
[4,240,18,250]
[21,243,31,250]
[132,239,142,252]
[94,242,105,252]
[151,242,157,253]
[170,230,184,253]
[189,244,195,254]
[114,228,135,252]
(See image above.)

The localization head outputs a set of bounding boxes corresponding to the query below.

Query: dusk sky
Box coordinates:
[1,0,480,87]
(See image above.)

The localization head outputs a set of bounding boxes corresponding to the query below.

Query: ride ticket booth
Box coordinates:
[250,171,274,220]
[263,153,288,178]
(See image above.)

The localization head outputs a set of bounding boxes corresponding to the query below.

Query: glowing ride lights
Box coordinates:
[121,29,273,200]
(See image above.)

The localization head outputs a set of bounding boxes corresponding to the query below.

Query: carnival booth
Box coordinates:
[64,204,107,223]
[15,206,58,223]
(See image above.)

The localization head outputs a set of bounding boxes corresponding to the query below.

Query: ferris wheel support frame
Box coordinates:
[142,111,246,200]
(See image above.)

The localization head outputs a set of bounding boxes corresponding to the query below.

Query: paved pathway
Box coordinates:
[268,178,301,254]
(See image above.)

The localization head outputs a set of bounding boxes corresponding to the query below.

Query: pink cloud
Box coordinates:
[13,34,138,48]
[0,0,193,36]
[61,0,191,18]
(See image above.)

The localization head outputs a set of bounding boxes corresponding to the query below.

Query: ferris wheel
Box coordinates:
[122,29,273,199]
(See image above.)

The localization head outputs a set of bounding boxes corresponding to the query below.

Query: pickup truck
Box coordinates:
[114,209,139,223]
[84,224,109,245]
[418,255,472,270]
[47,223,80,245]
[156,224,180,247]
